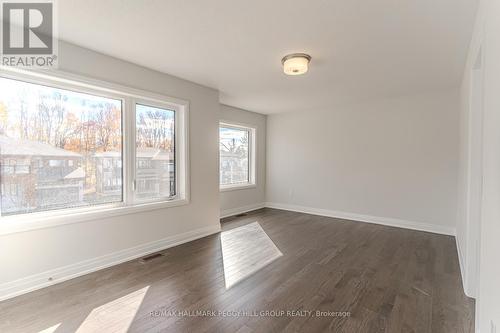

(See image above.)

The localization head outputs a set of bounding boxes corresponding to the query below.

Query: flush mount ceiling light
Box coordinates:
[281,53,311,75]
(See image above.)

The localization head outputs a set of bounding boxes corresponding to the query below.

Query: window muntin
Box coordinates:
[219,125,253,187]
[0,77,123,216]
[135,104,176,201]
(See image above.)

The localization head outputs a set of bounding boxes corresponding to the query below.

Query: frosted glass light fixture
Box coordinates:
[281,53,311,75]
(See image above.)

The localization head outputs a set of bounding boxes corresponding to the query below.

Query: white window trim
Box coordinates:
[0,67,190,236]
[219,121,256,192]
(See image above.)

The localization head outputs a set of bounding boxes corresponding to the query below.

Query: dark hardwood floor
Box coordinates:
[0,208,474,333]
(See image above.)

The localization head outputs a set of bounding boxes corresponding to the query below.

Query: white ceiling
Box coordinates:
[59,0,478,114]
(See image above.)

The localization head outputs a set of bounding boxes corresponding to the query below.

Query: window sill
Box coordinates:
[0,198,189,236]
[220,183,257,192]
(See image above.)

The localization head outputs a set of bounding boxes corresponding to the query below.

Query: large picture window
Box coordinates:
[219,123,255,189]
[0,77,123,215]
[0,71,188,224]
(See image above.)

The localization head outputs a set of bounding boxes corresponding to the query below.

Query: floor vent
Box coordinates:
[139,253,164,263]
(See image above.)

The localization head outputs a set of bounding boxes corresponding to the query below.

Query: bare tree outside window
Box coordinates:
[219,126,249,185]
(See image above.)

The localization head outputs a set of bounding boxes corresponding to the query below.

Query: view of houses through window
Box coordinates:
[0,77,123,216]
[0,76,177,216]
[219,124,251,187]
[135,104,176,201]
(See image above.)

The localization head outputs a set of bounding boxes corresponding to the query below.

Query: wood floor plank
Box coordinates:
[0,208,474,333]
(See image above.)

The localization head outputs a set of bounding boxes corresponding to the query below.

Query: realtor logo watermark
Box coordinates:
[1,0,58,67]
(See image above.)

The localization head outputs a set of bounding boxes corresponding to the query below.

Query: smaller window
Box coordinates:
[15,165,29,174]
[219,123,255,190]
[135,103,176,202]
[49,160,63,167]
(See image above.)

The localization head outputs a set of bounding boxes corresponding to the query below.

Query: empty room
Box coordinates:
[0,0,499,332]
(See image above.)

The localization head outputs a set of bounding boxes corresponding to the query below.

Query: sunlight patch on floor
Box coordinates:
[75,286,149,333]
[221,222,283,289]
[38,323,61,333]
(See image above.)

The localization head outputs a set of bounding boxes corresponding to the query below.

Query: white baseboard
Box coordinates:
[456,237,477,299]
[0,224,221,302]
[220,202,266,219]
[455,237,469,297]
[265,202,456,236]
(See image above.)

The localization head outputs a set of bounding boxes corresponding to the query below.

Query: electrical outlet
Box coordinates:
[492,320,497,333]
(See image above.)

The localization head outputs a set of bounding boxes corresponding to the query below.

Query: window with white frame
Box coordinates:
[135,103,176,201]
[0,71,188,219]
[219,123,255,189]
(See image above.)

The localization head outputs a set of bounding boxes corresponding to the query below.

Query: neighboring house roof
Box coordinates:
[220,150,242,158]
[64,167,85,179]
[151,151,173,161]
[95,147,174,161]
[0,136,82,158]
[137,147,173,161]
[93,151,121,158]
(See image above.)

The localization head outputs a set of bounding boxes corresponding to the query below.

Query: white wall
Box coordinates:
[266,91,459,234]
[219,104,266,217]
[459,0,500,331]
[0,41,221,299]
